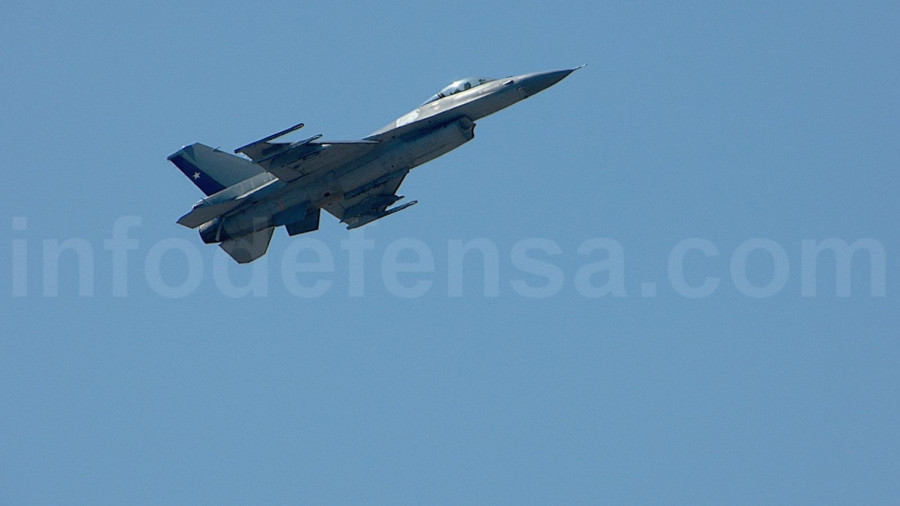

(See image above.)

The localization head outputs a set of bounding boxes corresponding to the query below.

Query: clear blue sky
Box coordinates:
[2,1,898,503]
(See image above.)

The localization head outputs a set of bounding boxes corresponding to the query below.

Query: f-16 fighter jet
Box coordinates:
[168,67,581,263]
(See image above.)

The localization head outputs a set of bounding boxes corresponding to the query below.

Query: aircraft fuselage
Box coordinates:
[169,68,579,262]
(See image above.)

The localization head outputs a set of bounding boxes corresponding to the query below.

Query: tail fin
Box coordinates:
[168,143,264,196]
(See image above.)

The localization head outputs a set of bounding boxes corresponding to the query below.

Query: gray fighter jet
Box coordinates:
[168,67,581,263]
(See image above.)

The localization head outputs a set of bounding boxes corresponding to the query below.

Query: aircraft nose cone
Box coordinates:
[516,68,579,97]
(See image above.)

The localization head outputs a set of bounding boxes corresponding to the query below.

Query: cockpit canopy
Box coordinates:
[422,77,496,105]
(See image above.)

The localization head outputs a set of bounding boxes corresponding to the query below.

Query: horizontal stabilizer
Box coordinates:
[220,227,274,264]
[177,199,245,229]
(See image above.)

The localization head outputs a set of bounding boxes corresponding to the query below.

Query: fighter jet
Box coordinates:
[168,67,581,263]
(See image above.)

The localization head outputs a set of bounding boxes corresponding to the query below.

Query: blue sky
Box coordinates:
[2,1,898,503]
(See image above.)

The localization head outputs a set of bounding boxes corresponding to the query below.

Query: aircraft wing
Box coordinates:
[323,169,418,229]
[234,123,380,182]
[263,141,381,182]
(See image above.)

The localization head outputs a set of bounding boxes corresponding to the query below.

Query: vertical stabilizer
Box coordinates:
[168,143,264,196]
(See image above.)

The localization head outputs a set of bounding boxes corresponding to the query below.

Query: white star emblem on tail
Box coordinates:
[193,171,200,180]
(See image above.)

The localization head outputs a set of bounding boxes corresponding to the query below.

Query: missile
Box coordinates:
[345,200,418,230]
[234,122,305,156]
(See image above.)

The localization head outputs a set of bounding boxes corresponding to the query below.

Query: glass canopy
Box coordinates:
[422,77,496,105]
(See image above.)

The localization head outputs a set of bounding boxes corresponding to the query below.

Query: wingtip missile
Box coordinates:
[234,122,305,155]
